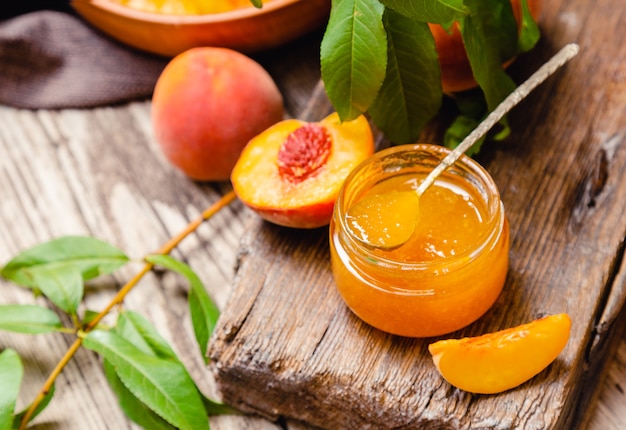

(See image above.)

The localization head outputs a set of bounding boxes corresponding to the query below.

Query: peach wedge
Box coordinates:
[428,313,571,394]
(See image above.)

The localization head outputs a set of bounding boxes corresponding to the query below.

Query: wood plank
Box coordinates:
[588,340,626,428]
[207,0,626,428]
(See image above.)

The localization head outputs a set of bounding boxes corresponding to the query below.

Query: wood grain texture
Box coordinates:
[207,0,626,428]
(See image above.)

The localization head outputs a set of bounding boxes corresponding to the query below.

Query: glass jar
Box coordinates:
[329,144,509,338]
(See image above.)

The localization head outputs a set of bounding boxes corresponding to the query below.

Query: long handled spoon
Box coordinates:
[346,43,580,250]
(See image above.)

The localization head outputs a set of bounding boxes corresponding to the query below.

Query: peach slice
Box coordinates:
[231,112,375,229]
[428,313,571,394]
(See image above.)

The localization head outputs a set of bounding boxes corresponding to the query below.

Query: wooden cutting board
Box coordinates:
[208,0,626,428]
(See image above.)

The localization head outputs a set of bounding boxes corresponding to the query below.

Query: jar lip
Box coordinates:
[334,143,504,270]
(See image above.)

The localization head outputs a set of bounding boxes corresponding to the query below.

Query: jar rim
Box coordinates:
[334,143,505,272]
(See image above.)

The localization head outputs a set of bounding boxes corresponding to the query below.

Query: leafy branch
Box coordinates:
[0,191,237,430]
[321,0,541,153]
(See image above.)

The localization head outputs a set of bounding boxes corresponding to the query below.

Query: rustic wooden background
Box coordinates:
[0,0,625,428]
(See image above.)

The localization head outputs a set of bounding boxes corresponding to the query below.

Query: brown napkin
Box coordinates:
[0,10,169,109]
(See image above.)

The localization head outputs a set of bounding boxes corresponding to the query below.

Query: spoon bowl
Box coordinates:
[345,191,420,250]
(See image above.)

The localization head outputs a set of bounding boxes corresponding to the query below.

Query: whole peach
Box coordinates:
[152,47,284,181]
[430,0,542,93]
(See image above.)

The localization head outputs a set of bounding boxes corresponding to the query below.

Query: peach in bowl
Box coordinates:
[70,0,331,57]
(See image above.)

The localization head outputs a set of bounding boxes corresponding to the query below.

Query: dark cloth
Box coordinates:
[0,1,72,20]
[0,10,168,109]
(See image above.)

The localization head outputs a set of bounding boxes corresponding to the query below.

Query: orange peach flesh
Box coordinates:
[429,313,571,394]
[231,113,374,228]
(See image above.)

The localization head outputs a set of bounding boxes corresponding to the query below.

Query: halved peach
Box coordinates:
[428,313,571,394]
[231,112,375,229]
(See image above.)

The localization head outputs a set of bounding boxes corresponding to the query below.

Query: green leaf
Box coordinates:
[444,115,485,156]
[518,0,540,53]
[369,9,442,144]
[445,89,511,153]
[146,255,219,364]
[492,118,511,141]
[201,395,241,416]
[109,312,236,418]
[1,236,129,289]
[452,89,488,119]
[109,312,190,424]
[460,0,518,112]
[115,310,177,361]
[321,0,387,121]
[444,90,486,152]
[0,349,22,430]
[249,0,262,8]
[103,360,176,430]
[28,265,83,315]
[82,309,100,327]
[379,0,468,23]
[83,330,209,430]
[11,385,55,430]
[188,288,216,363]
[0,305,63,334]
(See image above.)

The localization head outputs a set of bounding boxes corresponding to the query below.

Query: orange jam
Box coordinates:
[329,144,509,337]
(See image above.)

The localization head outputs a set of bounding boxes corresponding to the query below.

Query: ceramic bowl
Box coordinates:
[71,0,331,57]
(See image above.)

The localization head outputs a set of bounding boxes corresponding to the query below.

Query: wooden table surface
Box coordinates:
[1,0,625,429]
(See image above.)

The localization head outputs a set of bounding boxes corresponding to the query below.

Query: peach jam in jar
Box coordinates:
[329,144,509,337]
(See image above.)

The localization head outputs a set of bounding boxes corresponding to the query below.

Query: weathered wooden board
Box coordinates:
[207,0,626,428]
